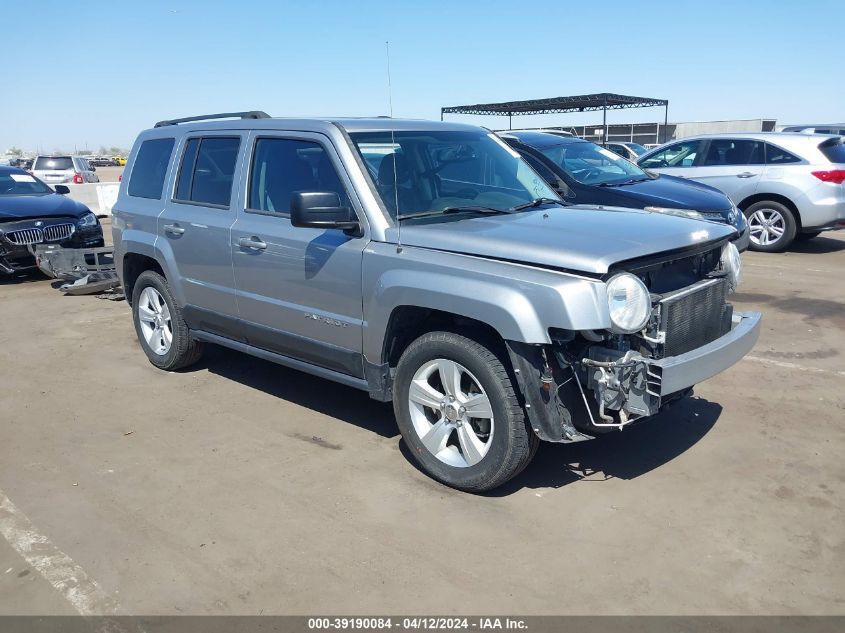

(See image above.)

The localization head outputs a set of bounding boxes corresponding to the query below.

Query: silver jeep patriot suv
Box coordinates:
[113,111,761,492]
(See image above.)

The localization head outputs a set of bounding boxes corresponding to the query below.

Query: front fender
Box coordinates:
[362,243,608,362]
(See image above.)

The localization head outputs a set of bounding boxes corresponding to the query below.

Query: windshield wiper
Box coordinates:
[508,197,568,212]
[442,205,511,215]
[396,206,510,220]
[597,177,650,187]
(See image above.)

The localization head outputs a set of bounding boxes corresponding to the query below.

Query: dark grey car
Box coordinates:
[112,112,760,492]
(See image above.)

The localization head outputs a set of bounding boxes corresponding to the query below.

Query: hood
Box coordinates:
[0,193,90,221]
[607,174,732,213]
[388,205,735,275]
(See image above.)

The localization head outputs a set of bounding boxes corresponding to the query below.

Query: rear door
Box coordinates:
[158,132,245,338]
[230,132,367,377]
[687,138,765,202]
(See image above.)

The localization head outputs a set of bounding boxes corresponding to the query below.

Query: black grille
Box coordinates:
[5,223,75,246]
[660,278,731,357]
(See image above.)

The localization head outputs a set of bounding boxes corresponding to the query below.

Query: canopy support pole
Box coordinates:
[602,96,608,145]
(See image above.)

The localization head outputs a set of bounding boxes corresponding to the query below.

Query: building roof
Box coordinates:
[442,93,668,117]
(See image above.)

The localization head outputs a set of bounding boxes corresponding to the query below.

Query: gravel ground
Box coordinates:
[0,226,843,615]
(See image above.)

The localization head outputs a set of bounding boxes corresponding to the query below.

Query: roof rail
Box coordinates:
[154,111,271,128]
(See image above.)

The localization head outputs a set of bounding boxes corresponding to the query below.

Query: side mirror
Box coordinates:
[291,192,361,236]
[54,185,70,195]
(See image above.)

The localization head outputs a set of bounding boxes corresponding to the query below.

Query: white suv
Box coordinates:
[31,155,100,185]
[638,133,845,251]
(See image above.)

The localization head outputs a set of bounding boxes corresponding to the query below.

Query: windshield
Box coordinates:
[0,171,52,195]
[34,156,73,171]
[626,143,648,155]
[540,141,648,185]
[348,130,559,219]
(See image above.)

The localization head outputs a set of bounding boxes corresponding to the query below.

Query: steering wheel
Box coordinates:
[577,167,604,183]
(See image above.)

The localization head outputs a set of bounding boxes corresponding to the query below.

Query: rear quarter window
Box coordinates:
[765,143,801,165]
[819,139,845,164]
[128,138,176,199]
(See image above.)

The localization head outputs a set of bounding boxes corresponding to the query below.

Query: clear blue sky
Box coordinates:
[2,0,841,152]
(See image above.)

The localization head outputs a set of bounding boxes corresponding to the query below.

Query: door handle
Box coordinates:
[238,236,267,250]
[163,223,185,235]
[736,172,756,178]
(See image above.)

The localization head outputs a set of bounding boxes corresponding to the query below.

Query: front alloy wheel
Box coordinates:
[393,331,538,492]
[408,358,494,468]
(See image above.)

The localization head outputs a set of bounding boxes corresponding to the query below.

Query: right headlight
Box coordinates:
[605,273,651,333]
[721,241,742,293]
[644,206,704,221]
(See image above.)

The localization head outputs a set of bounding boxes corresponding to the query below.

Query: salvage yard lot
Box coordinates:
[1,226,843,615]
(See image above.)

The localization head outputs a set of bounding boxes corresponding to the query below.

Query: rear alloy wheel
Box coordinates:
[745,200,797,252]
[393,331,538,492]
[131,270,204,371]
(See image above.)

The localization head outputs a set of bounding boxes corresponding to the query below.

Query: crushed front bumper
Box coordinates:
[650,310,761,395]
[581,310,761,428]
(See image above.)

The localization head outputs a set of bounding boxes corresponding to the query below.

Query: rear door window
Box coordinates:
[701,139,764,166]
[174,137,240,207]
[127,138,175,199]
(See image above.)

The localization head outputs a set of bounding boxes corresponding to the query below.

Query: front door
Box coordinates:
[231,132,367,378]
[158,133,245,338]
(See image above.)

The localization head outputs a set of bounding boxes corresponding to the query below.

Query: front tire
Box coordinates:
[393,331,538,492]
[745,200,797,252]
[131,270,203,371]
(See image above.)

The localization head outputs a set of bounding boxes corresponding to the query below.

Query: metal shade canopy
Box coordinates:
[441,93,669,143]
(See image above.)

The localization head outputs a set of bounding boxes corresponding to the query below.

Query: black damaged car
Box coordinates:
[0,166,104,275]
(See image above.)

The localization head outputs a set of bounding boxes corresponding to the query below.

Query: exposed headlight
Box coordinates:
[644,206,704,220]
[605,273,651,333]
[77,212,98,227]
[721,241,742,293]
[727,202,740,225]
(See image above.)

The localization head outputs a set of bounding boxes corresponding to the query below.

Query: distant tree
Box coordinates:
[98,146,107,155]
[7,147,23,157]
[109,146,124,156]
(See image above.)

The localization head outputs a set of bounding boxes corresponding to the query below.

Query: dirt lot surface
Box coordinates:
[1,226,843,616]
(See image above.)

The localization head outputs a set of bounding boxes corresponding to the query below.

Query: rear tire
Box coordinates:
[131,270,204,371]
[744,200,797,252]
[393,331,538,492]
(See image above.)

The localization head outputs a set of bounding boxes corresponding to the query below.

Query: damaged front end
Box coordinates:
[507,241,762,442]
[31,244,122,296]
